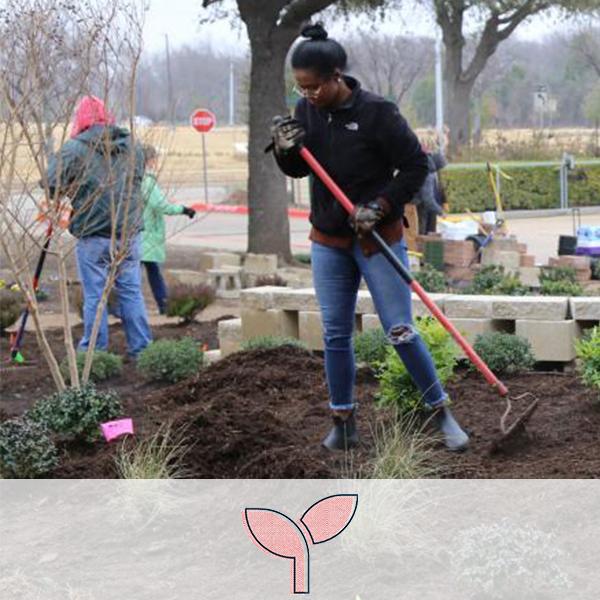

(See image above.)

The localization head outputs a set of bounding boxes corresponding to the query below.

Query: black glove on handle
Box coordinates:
[182,206,196,219]
[349,199,387,238]
[269,115,305,154]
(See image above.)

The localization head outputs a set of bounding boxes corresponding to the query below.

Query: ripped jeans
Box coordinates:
[311,239,448,410]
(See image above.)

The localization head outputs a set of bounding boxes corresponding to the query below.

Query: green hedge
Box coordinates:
[442,164,600,213]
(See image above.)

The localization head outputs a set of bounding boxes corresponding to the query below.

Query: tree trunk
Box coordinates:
[243,16,294,261]
[446,78,474,155]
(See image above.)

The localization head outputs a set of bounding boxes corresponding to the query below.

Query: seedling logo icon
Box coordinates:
[242,494,358,594]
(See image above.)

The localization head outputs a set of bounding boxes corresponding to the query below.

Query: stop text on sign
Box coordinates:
[191,108,216,133]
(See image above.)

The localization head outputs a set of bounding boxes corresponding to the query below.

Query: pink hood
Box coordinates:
[70,96,115,139]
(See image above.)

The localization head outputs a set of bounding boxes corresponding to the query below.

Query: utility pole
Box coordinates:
[229,60,235,126]
[435,30,445,155]
[165,34,174,127]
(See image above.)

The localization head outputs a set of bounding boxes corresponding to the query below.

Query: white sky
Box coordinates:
[141,0,593,57]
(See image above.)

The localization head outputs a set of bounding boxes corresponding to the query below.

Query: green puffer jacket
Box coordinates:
[141,173,184,263]
[46,125,145,239]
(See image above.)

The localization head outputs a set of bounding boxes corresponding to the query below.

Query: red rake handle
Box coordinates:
[299,146,509,397]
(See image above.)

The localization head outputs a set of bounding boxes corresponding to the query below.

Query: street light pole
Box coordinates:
[229,60,235,126]
[435,30,445,155]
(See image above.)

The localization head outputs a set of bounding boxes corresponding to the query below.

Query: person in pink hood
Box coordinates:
[46,96,152,357]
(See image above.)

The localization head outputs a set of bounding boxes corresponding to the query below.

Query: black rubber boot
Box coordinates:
[429,406,469,452]
[322,410,359,451]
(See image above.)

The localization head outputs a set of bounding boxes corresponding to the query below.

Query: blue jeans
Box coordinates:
[142,261,168,314]
[76,235,152,357]
[311,239,448,410]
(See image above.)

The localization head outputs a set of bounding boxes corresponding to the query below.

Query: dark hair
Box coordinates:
[142,144,158,163]
[291,23,347,77]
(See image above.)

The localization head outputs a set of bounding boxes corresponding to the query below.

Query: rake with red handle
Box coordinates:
[298,145,538,449]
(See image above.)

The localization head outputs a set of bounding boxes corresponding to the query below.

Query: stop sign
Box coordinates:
[191,108,216,133]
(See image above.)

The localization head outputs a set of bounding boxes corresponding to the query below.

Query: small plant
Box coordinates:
[376,318,458,414]
[0,418,58,478]
[165,283,216,323]
[540,266,577,284]
[240,335,307,351]
[137,337,204,383]
[59,351,123,383]
[254,274,288,287]
[414,263,447,293]
[540,279,584,296]
[468,265,528,296]
[591,258,600,281]
[0,288,23,332]
[294,253,311,265]
[368,411,440,479]
[354,328,388,368]
[28,384,122,442]
[473,332,535,375]
[575,326,600,395]
[114,423,191,479]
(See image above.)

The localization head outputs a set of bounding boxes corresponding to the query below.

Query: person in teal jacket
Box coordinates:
[141,145,196,313]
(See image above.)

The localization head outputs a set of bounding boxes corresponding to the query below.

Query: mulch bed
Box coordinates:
[1,324,598,479]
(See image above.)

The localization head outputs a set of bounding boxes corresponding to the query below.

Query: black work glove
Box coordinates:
[182,206,196,219]
[270,115,305,154]
[349,199,387,238]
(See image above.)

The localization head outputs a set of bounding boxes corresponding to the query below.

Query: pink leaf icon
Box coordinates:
[243,508,310,594]
[300,494,358,544]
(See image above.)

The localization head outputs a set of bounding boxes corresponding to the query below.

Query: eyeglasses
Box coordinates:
[293,83,324,98]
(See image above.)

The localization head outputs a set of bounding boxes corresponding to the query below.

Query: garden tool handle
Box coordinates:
[299,146,509,398]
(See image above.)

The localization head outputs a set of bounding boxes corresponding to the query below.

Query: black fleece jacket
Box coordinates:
[274,76,429,237]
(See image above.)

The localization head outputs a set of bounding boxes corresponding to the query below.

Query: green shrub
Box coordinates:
[354,328,388,368]
[294,253,311,265]
[414,264,447,293]
[540,266,577,284]
[575,326,600,394]
[59,351,123,383]
[137,337,204,383]
[591,259,600,281]
[0,289,23,332]
[254,274,288,287]
[443,164,600,213]
[473,332,535,375]
[28,384,122,442]
[467,265,528,296]
[376,318,459,414]
[241,336,307,351]
[0,418,58,478]
[539,280,584,296]
[165,283,215,323]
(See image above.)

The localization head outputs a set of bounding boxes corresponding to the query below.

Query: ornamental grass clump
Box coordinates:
[137,337,204,383]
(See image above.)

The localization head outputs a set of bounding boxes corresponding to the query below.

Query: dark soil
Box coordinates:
[0,320,220,419]
[1,322,599,478]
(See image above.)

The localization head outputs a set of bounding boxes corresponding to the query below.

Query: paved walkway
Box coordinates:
[166,209,600,265]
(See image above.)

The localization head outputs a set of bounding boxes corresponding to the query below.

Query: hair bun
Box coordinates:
[301,23,328,41]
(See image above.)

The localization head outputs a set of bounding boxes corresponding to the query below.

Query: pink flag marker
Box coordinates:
[100,418,134,442]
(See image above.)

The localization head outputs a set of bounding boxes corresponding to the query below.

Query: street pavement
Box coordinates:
[166,207,600,265]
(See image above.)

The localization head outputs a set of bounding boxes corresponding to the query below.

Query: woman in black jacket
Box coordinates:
[270,24,468,452]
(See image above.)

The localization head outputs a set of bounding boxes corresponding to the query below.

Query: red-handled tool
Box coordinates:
[298,145,538,449]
